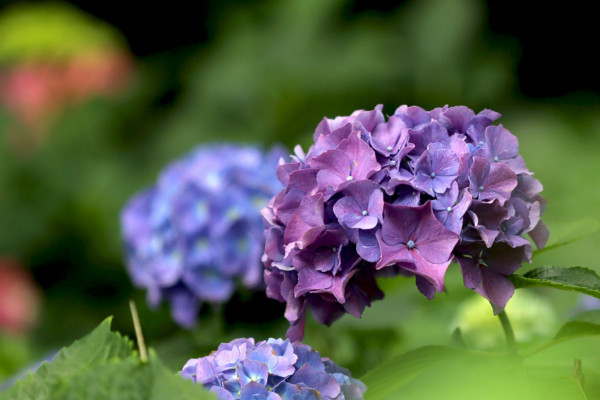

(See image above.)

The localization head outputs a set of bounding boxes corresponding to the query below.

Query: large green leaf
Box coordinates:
[1,317,134,400]
[360,346,458,399]
[0,318,214,400]
[510,266,600,298]
[361,346,587,400]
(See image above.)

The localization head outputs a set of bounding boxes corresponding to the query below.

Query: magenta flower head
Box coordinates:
[262,105,547,340]
[121,144,284,327]
[180,337,366,400]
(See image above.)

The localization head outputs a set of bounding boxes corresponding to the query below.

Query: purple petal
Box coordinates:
[485,124,519,160]
[479,268,515,314]
[529,220,549,250]
[237,359,269,386]
[308,123,354,160]
[336,132,382,180]
[356,229,381,262]
[379,203,418,246]
[409,250,452,294]
[407,121,449,156]
[289,365,341,399]
[439,106,476,133]
[455,255,483,290]
[468,156,517,205]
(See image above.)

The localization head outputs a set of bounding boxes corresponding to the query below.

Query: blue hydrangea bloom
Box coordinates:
[180,337,366,400]
[121,144,284,327]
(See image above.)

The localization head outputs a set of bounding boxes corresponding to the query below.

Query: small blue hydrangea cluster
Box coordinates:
[121,144,284,327]
[180,337,366,400]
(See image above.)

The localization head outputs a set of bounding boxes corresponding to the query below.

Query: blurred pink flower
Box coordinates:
[0,258,41,335]
[0,50,133,149]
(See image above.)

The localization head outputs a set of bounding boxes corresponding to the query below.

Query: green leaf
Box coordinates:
[510,266,600,298]
[0,318,215,400]
[534,219,599,257]
[1,317,135,400]
[361,346,587,400]
[524,311,600,359]
[556,311,600,340]
[360,346,460,399]
[149,352,214,400]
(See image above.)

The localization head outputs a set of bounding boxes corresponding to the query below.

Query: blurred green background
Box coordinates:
[0,0,598,384]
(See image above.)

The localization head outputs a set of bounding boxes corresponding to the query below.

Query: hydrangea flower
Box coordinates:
[262,105,547,340]
[180,337,366,400]
[121,144,284,327]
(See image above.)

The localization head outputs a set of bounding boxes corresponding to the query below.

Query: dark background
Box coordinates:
[5,0,594,98]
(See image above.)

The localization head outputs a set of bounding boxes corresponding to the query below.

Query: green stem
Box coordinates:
[129,300,149,363]
[498,310,518,357]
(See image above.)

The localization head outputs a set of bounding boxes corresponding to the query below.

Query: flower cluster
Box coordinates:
[262,105,548,340]
[180,337,366,400]
[121,144,284,327]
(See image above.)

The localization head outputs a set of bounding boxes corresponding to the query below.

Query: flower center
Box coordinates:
[390,160,396,166]
[407,240,415,249]
[478,185,484,191]
[362,210,368,216]
[446,206,452,212]
[346,176,354,181]
[493,156,499,162]
[430,172,436,178]
[332,247,338,252]
[386,145,393,151]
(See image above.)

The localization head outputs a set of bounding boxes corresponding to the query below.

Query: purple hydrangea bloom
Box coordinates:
[121,144,284,327]
[262,105,547,339]
[180,338,366,400]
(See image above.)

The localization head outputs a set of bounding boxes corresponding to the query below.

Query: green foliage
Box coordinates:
[0,2,125,63]
[0,335,30,379]
[361,346,588,400]
[555,311,600,341]
[360,346,458,399]
[0,318,214,400]
[157,0,515,159]
[511,266,600,298]
[533,219,600,257]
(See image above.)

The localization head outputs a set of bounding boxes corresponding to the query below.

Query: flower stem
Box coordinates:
[129,300,149,363]
[498,310,518,357]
